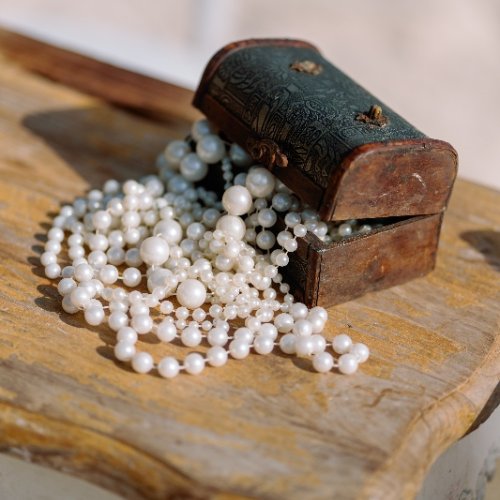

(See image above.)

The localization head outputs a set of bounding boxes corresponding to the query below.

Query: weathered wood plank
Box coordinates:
[0,29,498,500]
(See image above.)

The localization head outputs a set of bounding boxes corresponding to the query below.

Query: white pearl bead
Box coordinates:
[229,143,252,167]
[222,185,253,216]
[92,210,112,231]
[206,346,228,367]
[180,153,208,182]
[291,302,308,320]
[44,263,61,279]
[181,325,202,347]
[234,327,254,344]
[279,333,296,354]
[156,320,177,342]
[292,319,313,336]
[338,353,358,374]
[84,305,105,326]
[48,227,64,241]
[207,327,228,347]
[99,264,119,284]
[258,323,278,340]
[274,313,294,333]
[41,251,57,266]
[123,267,142,287]
[312,352,334,373]
[332,334,353,354]
[191,119,214,141]
[293,224,307,238]
[70,287,91,308]
[311,334,327,354]
[351,343,370,363]
[253,335,275,355]
[196,134,226,164]
[131,314,153,334]
[256,230,276,250]
[295,336,315,356]
[176,279,207,309]
[257,208,277,228]
[154,219,183,245]
[158,356,180,378]
[184,352,205,375]
[131,352,154,374]
[165,140,190,166]
[274,252,289,267]
[139,236,170,266]
[117,327,138,343]
[114,341,136,361]
[62,295,79,314]
[57,278,76,296]
[245,167,275,198]
[108,311,128,331]
[216,215,246,240]
[229,339,250,359]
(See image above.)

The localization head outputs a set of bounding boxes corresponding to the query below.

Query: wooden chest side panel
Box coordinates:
[313,214,443,306]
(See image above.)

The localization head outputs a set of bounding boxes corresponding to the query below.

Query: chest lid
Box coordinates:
[193,39,458,221]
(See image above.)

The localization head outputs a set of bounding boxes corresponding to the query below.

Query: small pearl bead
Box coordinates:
[332,334,353,354]
[253,335,275,355]
[229,339,250,359]
[131,352,154,374]
[216,215,246,241]
[45,263,61,279]
[207,327,228,347]
[206,346,228,367]
[154,219,183,245]
[351,343,370,363]
[295,336,315,356]
[279,333,296,354]
[131,314,153,334]
[184,353,205,375]
[222,185,253,216]
[57,278,76,296]
[229,143,252,167]
[196,134,226,164]
[245,167,275,198]
[114,341,136,361]
[74,263,94,282]
[41,251,57,266]
[156,320,177,342]
[117,327,138,343]
[180,153,208,182]
[70,287,91,308]
[140,236,170,266]
[123,267,142,287]
[158,356,180,378]
[311,334,327,354]
[291,302,308,320]
[176,279,206,309]
[293,319,313,336]
[84,305,105,326]
[165,140,190,166]
[181,325,202,347]
[338,353,358,374]
[312,352,334,373]
[108,311,128,331]
[274,313,294,333]
[191,119,213,141]
[99,264,119,284]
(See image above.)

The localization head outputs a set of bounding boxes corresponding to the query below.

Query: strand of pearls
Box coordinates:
[41,118,370,378]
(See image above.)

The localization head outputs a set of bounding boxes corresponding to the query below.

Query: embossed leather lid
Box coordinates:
[193,39,458,221]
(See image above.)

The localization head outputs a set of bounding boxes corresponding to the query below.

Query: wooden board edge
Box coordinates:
[0,27,200,125]
[360,330,500,499]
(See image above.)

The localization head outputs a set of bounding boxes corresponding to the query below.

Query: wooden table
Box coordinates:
[0,29,498,500]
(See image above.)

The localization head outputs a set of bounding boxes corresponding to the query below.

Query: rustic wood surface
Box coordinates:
[0,29,499,500]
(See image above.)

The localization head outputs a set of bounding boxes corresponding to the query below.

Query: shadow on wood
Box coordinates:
[461,230,500,272]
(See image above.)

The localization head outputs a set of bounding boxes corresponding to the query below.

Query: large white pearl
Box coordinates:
[158,356,180,378]
[196,134,226,164]
[176,279,207,309]
[332,334,353,354]
[338,353,358,374]
[245,167,275,198]
[154,219,183,245]
[222,185,253,216]
[180,153,208,182]
[216,215,246,240]
[139,236,170,266]
[312,352,334,373]
[184,352,205,375]
[131,352,154,374]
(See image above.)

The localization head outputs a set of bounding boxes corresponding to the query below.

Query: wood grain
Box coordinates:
[0,29,499,500]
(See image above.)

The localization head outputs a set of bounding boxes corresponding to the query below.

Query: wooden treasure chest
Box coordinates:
[193,39,458,307]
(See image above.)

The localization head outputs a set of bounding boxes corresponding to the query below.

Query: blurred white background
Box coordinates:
[0,0,499,190]
[0,1,499,499]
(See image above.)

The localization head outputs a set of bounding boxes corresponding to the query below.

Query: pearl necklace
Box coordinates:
[40,118,370,378]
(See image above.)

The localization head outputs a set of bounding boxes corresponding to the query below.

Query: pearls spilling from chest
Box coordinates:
[41,117,370,378]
